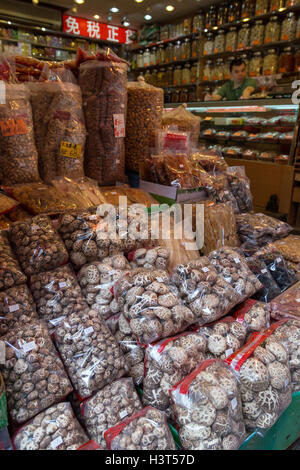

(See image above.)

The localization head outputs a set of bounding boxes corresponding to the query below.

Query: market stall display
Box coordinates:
[0,284,37,336]
[0,232,26,291]
[202,203,239,255]
[162,104,201,147]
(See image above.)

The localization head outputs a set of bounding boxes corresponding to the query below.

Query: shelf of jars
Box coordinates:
[128,33,199,52]
[132,57,198,72]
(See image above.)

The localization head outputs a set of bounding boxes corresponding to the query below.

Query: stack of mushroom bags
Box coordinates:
[0,206,299,452]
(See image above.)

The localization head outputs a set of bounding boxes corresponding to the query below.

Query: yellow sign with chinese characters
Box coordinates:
[60,141,82,159]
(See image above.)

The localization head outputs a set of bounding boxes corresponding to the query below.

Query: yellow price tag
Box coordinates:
[60,141,82,159]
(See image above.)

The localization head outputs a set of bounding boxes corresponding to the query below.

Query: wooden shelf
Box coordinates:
[0,36,77,52]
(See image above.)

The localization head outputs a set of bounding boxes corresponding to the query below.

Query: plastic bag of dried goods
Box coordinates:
[79,50,127,185]
[0,84,40,185]
[29,264,88,329]
[236,213,292,247]
[12,402,88,450]
[225,322,292,435]
[77,256,130,321]
[77,440,103,450]
[170,359,245,450]
[115,269,197,345]
[53,309,127,400]
[268,281,300,321]
[0,320,73,424]
[0,373,7,430]
[202,203,240,255]
[125,77,163,173]
[127,246,169,271]
[273,236,300,264]
[0,231,26,291]
[106,314,144,386]
[0,217,10,230]
[0,193,18,216]
[171,258,240,326]
[9,215,69,276]
[208,247,262,302]
[81,377,142,449]
[225,167,253,213]
[191,148,228,173]
[28,81,86,183]
[50,176,106,208]
[162,104,200,147]
[0,284,37,336]
[6,206,31,223]
[143,331,208,418]
[104,406,176,450]
[256,244,297,292]
[246,256,281,303]
[232,299,270,336]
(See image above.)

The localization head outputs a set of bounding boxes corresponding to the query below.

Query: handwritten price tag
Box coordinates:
[0,118,27,136]
[113,114,125,138]
[60,141,82,159]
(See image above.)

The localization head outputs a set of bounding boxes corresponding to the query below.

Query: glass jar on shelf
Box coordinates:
[297,17,300,38]
[241,0,255,20]
[192,13,204,33]
[150,47,157,66]
[202,60,213,81]
[190,63,199,83]
[143,48,151,67]
[264,16,280,44]
[255,0,269,16]
[250,20,265,46]
[263,49,278,75]
[182,63,191,85]
[164,66,174,86]
[279,47,295,73]
[249,51,263,76]
[228,1,241,23]
[137,50,144,68]
[188,87,197,102]
[217,3,228,26]
[224,56,233,80]
[173,65,183,86]
[270,0,285,11]
[211,62,219,81]
[157,68,165,88]
[179,88,189,102]
[169,24,176,39]
[151,69,158,87]
[173,40,182,62]
[286,0,300,6]
[205,5,217,29]
[203,33,214,56]
[144,69,151,84]
[241,54,250,74]
[183,18,192,35]
[165,89,172,104]
[165,42,174,64]
[181,38,191,60]
[191,35,200,59]
[281,13,297,42]
[176,22,183,37]
[214,30,225,54]
[237,23,250,49]
[171,89,180,103]
[156,44,165,65]
[225,27,237,52]
[216,59,224,80]
[295,49,300,72]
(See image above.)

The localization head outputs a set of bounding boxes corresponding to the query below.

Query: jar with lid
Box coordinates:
[241,0,255,20]
[264,16,280,44]
[181,38,191,60]
[279,47,295,73]
[263,49,278,75]
[295,49,300,72]
[188,87,197,102]
[182,64,191,85]
[228,1,241,23]
[165,89,172,104]
[192,13,204,33]
[173,40,182,62]
[225,27,237,52]
[214,30,225,54]
[171,89,180,103]
[223,57,233,80]
[156,68,165,88]
[190,63,198,83]
[151,69,158,87]
[205,5,217,29]
[250,20,265,47]
[173,65,182,86]
[179,88,189,103]
[255,0,269,16]
[281,13,297,42]
[249,52,263,77]
[183,18,192,35]
[241,54,250,74]
[175,23,183,37]
[270,0,285,11]
[203,33,214,56]
[169,24,176,39]
[217,3,228,26]
[144,69,151,84]
[191,35,200,59]
[150,47,157,66]
[165,66,173,86]
[237,23,250,49]
[137,50,144,69]
[216,59,224,80]
[156,44,165,65]
[143,48,151,68]
[203,60,212,81]
[165,42,174,64]
[211,62,219,81]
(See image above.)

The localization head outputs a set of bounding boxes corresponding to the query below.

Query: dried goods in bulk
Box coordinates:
[232,299,271,336]
[255,0,269,16]
[0,232,26,291]
[281,13,297,42]
[53,309,127,399]
[81,378,142,449]
[235,213,292,248]
[0,84,40,185]
[127,246,169,271]
[250,21,264,47]
[0,320,73,424]
[0,285,37,337]
[104,406,176,450]
[29,264,88,329]
[13,402,88,450]
[162,104,201,147]
[225,28,237,52]
[273,236,300,264]
[264,16,280,44]
[170,359,245,450]
[256,244,297,292]
[269,281,300,321]
[246,257,281,303]
[0,193,18,216]
[9,215,69,276]
[226,167,253,213]
[202,203,239,255]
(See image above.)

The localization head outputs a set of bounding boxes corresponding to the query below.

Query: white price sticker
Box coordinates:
[119,410,128,419]
[84,326,94,336]
[0,81,5,104]
[113,114,125,138]
[231,398,237,410]
[234,257,240,264]
[111,192,117,195]
[50,436,63,449]
[59,282,67,289]
[296,299,300,303]
[22,341,37,353]
[50,316,66,327]
[0,341,5,365]
[261,269,268,274]
[88,215,98,221]
[31,225,40,232]
[202,267,210,273]
[225,349,233,358]
[275,257,282,263]
[9,304,19,313]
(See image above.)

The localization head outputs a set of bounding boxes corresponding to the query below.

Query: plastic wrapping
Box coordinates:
[269,281,300,321]
[0,284,37,336]
[79,51,127,185]
[81,378,142,449]
[236,213,293,247]
[9,215,69,276]
[170,359,245,450]
[115,268,197,345]
[0,216,10,230]
[256,244,297,292]
[106,314,144,386]
[191,148,228,173]
[273,236,300,264]
[0,84,40,184]
[225,323,292,434]
[51,176,106,209]
[0,373,7,430]
[53,308,127,400]
[171,258,240,326]
[29,264,88,329]
[246,257,281,303]
[125,76,164,173]
[0,231,26,291]
[128,246,169,271]
[232,299,271,335]
[6,206,30,223]
[77,256,130,320]
[202,203,240,255]
[13,402,88,450]
[0,193,18,216]
[204,174,240,214]
[225,167,253,213]
[0,320,73,424]
[162,104,200,147]
[100,187,157,207]
[28,82,86,182]
[208,247,262,302]
[104,406,176,450]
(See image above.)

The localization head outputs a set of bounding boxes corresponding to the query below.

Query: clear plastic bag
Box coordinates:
[0,284,37,336]
[13,402,88,450]
[225,323,292,435]
[81,378,142,449]
[208,247,262,302]
[0,320,73,424]
[53,308,127,400]
[0,231,26,291]
[126,76,164,173]
[128,246,169,271]
[79,51,127,185]
[256,244,297,292]
[29,264,88,329]
[51,176,106,209]
[232,299,271,335]
[226,167,253,213]
[162,104,200,147]
[202,203,240,255]
[236,213,292,247]
[191,148,228,173]
[246,257,281,303]
[269,281,300,321]
[104,406,176,450]
[9,215,69,276]
[0,193,18,216]
[273,236,300,264]
[170,359,245,450]
[0,84,40,184]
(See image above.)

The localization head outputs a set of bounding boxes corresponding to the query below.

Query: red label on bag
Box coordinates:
[232,299,258,323]
[170,359,218,396]
[0,118,27,136]
[157,331,192,354]
[104,407,151,450]
[113,114,125,138]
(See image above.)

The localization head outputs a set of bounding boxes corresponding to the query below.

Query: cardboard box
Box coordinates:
[139,180,208,205]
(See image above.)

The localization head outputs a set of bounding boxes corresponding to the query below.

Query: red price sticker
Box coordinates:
[0,118,27,136]
[113,114,125,138]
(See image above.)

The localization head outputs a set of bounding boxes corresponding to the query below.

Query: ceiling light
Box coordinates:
[72,6,77,12]
[107,13,112,21]
[144,14,152,20]
[123,20,130,26]
[110,7,119,13]
[135,0,144,2]
[242,17,250,22]
[93,14,100,19]
[166,5,175,11]
[7,21,11,24]
[41,27,46,31]
[74,0,84,4]
[32,0,39,4]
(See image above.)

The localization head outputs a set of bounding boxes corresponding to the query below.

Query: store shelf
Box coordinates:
[0,36,77,52]
[128,32,199,52]
[133,57,198,72]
